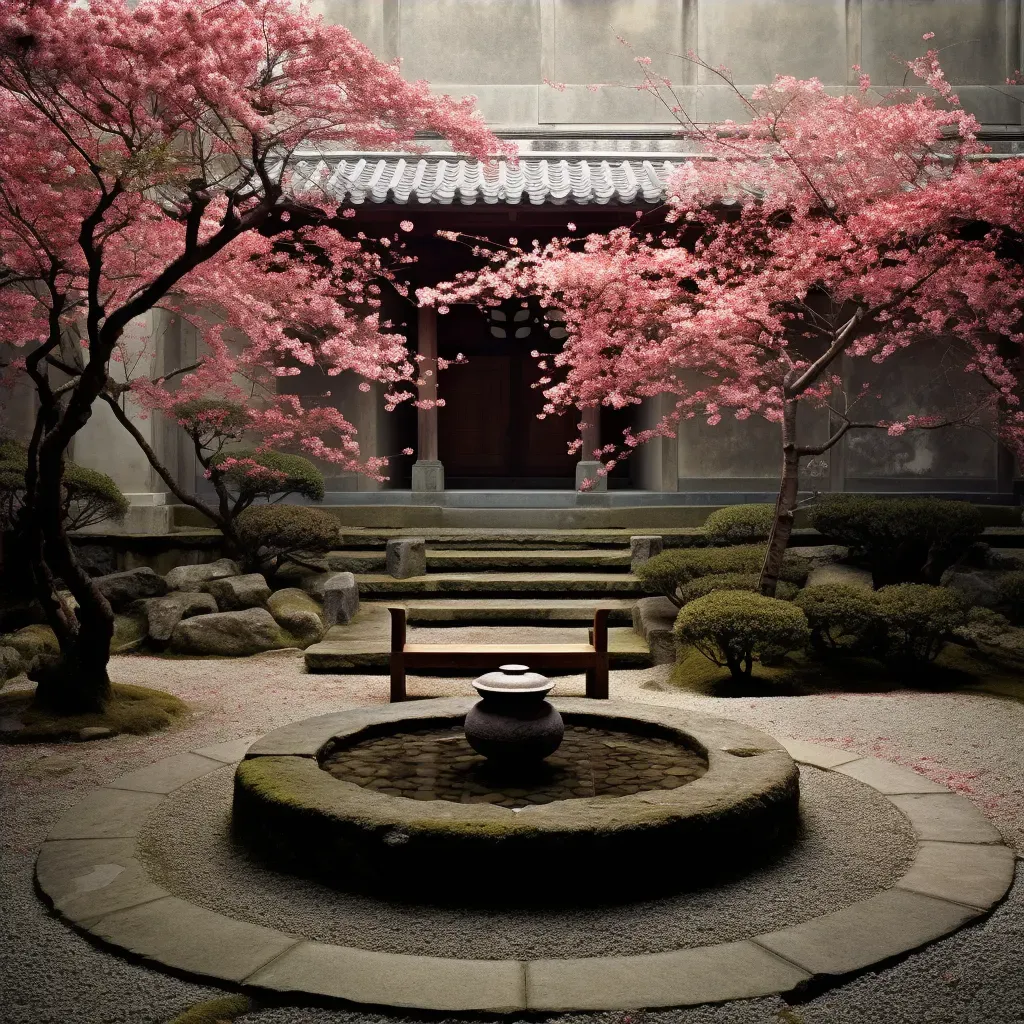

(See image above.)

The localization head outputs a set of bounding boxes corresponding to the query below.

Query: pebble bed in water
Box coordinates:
[320,722,708,807]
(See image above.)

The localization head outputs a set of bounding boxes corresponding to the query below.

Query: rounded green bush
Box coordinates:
[703,504,775,544]
[793,583,880,655]
[811,495,983,587]
[674,590,810,681]
[637,544,810,606]
[211,448,325,504]
[676,572,798,607]
[995,570,1024,624]
[875,583,968,665]
[235,504,339,572]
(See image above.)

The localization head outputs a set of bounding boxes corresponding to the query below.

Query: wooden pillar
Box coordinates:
[411,306,444,492]
[575,404,607,492]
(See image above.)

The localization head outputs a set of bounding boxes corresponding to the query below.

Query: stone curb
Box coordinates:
[36,729,1015,1012]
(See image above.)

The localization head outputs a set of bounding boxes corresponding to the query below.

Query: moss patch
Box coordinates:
[669,640,1024,700]
[0,682,189,743]
[167,995,253,1024]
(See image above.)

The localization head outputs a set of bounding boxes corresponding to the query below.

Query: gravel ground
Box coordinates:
[137,762,914,958]
[1,645,1023,1024]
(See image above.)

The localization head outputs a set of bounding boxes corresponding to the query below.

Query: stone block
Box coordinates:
[47,788,164,841]
[897,841,1015,911]
[202,573,271,611]
[632,596,676,665]
[267,587,326,643]
[887,793,1004,845]
[94,567,167,610]
[170,607,289,656]
[411,459,444,492]
[0,644,25,680]
[940,568,999,608]
[140,592,219,642]
[386,538,426,579]
[630,535,663,571]
[321,573,360,626]
[165,557,240,592]
[575,461,607,492]
[192,736,259,764]
[835,757,950,795]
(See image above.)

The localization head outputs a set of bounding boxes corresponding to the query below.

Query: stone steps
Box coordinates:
[388,598,637,625]
[353,571,642,598]
[304,624,652,672]
[322,548,633,573]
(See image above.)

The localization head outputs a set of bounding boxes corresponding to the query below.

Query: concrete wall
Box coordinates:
[315,0,1023,128]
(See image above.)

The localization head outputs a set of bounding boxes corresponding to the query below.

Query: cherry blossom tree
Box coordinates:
[423,43,1024,595]
[0,0,502,712]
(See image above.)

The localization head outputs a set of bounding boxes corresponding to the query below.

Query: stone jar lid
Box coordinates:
[472,663,553,698]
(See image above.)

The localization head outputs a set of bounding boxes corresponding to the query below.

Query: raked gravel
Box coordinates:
[137,761,914,959]
[1,642,1023,1024]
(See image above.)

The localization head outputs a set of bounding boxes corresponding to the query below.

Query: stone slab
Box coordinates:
[192,736,259,764]
[776,738,862,769]
[355,572,642,596]
[897,841,1016,910]
[888,793,1004,845]
[526,941,809,1011]
[755,888,982,977]
[835,757,950,794]
[246,941,526,1012]
[105,752,224,794]
[86,896,298,983]
[47,788,165,840]
[36,839,167,924]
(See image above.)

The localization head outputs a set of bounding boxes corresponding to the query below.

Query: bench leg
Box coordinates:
[390,656,406,703]
[587,656,609,699]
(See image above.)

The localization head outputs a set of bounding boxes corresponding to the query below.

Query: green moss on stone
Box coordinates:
[168,995,253,1024]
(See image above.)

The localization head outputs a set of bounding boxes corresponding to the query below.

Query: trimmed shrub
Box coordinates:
[794,583,880,655]
[210,448,324,504]
[637,544,810,607]
[811,495,983,587]
[234,505,339,573]
[677,572,798,607]
[674,590,810,681]
[875,584,968,665]
[703,504,775,544]
[995,571,1024,624]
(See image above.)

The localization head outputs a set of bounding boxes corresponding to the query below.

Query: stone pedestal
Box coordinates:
[386,538,427,579]
[411,459,445,493]
[630,535,664,571]
[323,572,360,625]
[575,461,607,492]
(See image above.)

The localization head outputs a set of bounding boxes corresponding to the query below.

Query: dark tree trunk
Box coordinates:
[759,398,801,598]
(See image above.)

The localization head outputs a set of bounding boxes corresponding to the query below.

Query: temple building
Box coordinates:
[9,0,1023,529]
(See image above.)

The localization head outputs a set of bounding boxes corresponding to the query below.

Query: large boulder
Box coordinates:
[322,572,359,626]
[267,588,325,645]
[94,567,167,610]
[165,558,241,592]
[170,607,290,656]
[0,645,25,681]
[3,623,60,675]
[941,568,999,609]
[203,573,271,611]
[140,592,219,642]
[111,613,147,653]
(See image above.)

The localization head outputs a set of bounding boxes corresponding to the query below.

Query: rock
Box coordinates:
[111,613,147,653]
[322,572,360,626]
[73,543,118,577]
[165,558,241,592]
[267,588,325,645]
[170,607,289,656]
[630,535,664,572]
[78,726,113,741]
[0,645,24,681]
[202,573,271,611]
[941,568,999,608]
[632,596,677,665]
[788,544,849,567]
[386,538,426,579]
[140,592,219,642]
[94,567,167,610]
[3,623,60,674]
[806,564,874,590]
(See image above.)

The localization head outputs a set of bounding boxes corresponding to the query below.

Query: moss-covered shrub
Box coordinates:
[703,504,775,544]
[210,448,324,504]
[811,495,983,587]
[235,504,339,573]
[875,584,968,665]
[637,544,810,607]
[676,572,798,607]
[674,590,810,681]
[995,570,1024,624]
[794,583,880,655]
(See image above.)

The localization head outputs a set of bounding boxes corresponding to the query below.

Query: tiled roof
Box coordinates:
[289,154,686,206]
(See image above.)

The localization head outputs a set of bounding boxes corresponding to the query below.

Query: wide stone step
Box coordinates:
[323,548,633,573]
[304,625,652,673]
[336,527,705,550]
[391,598,637,625]
[353,571,642,598]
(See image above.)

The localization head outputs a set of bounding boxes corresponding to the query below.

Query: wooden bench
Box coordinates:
[388,606,610,703]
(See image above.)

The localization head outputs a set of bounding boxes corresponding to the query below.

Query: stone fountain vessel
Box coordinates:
[463,664,564,763]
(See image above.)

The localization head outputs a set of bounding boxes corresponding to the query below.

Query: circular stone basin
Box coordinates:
[233,697,799,902]
[321,722,709,808]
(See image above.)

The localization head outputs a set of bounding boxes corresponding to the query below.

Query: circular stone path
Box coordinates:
[35,699,1016,1014]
